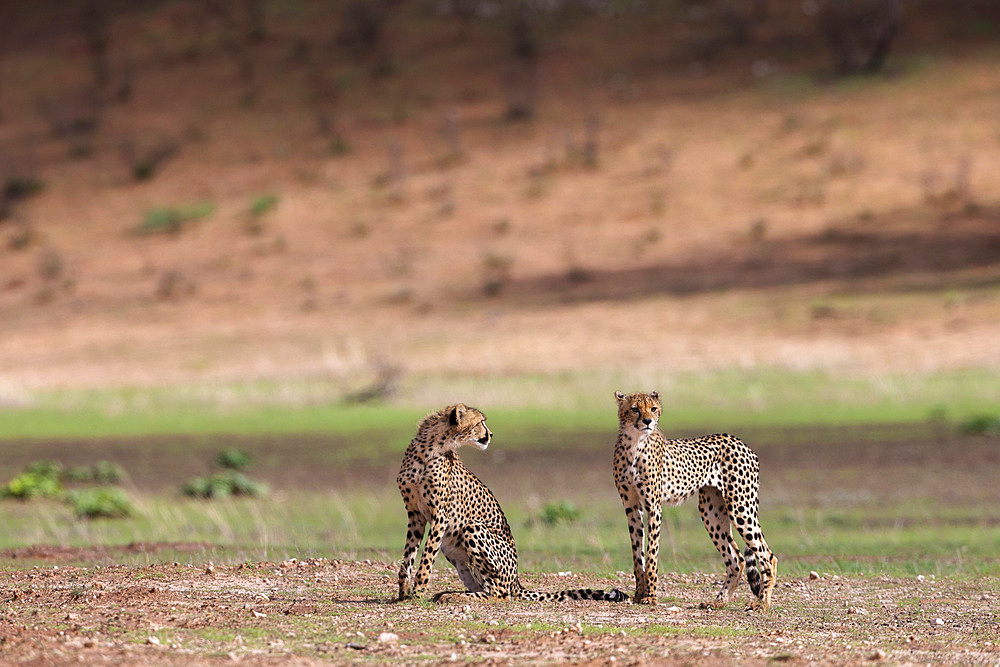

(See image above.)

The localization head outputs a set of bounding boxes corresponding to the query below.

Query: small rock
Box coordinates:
[252,610,266,619]
[65,613,78,621]
[848,607,868,616]
[917,574,925,582]
[935,618,944,626]
[205,562,216,575]
[809,571,820,580]
[83,640,95,648]
[482,634,496,644]
[377,632,399,644]
[870,649,887,661]
[146,636,160,646]
[665,606,682,612]
[345,642,365,651]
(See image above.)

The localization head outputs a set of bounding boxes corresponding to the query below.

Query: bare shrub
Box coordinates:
[816,0,903,75]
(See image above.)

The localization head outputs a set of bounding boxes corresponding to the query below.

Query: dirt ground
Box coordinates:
[2,5,1000,392]
[1,548,998,665]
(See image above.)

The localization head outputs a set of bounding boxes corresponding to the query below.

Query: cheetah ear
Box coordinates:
[449,404,465,426]
[614,391,626,401]
[650,391,660,400]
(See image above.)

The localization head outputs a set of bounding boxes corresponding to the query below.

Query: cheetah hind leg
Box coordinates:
[698,487,744,608]
[432,524,517,604]
[745,551,777,611]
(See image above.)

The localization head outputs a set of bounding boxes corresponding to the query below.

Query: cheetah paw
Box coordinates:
[633,595,657,606]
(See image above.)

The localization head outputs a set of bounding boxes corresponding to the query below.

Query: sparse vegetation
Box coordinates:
[182,450,267,499]
[137,202,214,235]
[536,500,583,526]
[1,459,132,518]
[216,447,252,471]
[181,470,267,499]
[66,487,134,519]
[959,414,1000,436]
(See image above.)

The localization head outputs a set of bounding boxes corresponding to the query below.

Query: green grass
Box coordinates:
[2,367,998,440]
[2,487,997,579]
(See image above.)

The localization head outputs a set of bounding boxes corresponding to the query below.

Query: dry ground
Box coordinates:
[1,4,999,393]
[1,551,998,665]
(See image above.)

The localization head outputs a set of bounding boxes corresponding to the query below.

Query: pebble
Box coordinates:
[809,571,820,580]
[848,607,868,616]
[205,562,215,575]
[146,636,160,646]
[377,632,399,644]
[935,618,945,626]
[870,649,887,661]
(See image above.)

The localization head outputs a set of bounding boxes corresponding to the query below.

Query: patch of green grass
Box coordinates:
[66,487,134,519]
[7,366,999,442]
[136,201,214,235]
[249,193,279,216]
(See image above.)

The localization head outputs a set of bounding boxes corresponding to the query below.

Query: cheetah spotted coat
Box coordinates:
[397,403,628,603]
[613,391,777,609]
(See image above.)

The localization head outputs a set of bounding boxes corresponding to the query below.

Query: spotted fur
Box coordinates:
[612,391,777,609]
[397,403,629,603]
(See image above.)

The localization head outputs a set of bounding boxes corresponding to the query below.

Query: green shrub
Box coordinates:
[249,194,279,217]
[2,471,63,500]
[216,448,252,471]
[960,414,1000,436]
[63,460,125,484]
[539,501,583,526]
[137,201,214,235]
[182,471,267,499]
[67,488,134,519]
[26,460,64,479]
[92,460,125,484]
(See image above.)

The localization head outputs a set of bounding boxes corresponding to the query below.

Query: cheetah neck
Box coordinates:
[616,424,658,464]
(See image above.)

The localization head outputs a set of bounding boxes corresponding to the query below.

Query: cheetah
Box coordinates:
[612,391,777,609]
[397,403,629,603]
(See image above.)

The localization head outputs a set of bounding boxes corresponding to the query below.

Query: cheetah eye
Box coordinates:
[651,406,659,413]
[631,406,639,413]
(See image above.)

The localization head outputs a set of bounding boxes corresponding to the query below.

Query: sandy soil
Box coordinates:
[2,5,999,393]
[1,550,998,665]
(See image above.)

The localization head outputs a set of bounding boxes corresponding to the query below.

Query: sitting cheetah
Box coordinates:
[397,403,629,603]
[612,391,777,609]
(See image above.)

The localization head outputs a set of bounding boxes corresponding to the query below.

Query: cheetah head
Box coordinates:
[614,391,661,434]
[445,403,492,451]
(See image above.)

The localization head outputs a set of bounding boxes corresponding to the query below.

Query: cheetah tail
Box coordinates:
[745,545,763,598]
[517,588,630,603]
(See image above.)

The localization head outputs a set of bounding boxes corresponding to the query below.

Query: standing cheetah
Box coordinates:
[612,391,777,609]
[397,403,629,603]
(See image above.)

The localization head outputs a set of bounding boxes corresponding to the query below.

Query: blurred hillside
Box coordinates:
[1,0,999,397]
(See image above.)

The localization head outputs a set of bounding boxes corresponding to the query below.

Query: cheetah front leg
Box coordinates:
[411,516,447,597]
[397,510,427,600]
[642,502,663,606]
[618,488,650,603]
